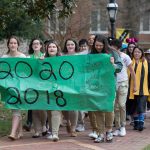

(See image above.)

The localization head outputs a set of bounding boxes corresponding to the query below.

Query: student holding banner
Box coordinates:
[75,39,89,132]
[44,40,62,142]
[110,39,136,137]
[91,35,123,143]
[28,38,47,138]
[87,34,99,139]
[88,34,99,139]
[62,39,79,137]
[2,36,26,140]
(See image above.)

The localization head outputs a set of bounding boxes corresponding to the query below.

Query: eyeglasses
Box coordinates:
[32,42,40,45]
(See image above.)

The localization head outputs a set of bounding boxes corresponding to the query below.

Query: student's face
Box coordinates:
[133,48,142,60]
[95,41,104,53]
[79,44,89,52]
[88,35,95,46]
[47,43,58,56]
[8,38,18,52]
[128,44,135,54]
[66,40,76,54]
[32,40,42,51]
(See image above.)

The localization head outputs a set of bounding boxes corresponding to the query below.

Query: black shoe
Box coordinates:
[42,131,47,136]
[32,134,40,138]
[138,121,144,131]
[133,126,139,130]
[138,126,143,131]
[133,120,139,130]
[23,124,31,132]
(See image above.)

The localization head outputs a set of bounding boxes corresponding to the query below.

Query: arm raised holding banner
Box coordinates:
[44,40,62,141]
[61,39,79,137]
[90,34,123,143]
[27,38,47,139]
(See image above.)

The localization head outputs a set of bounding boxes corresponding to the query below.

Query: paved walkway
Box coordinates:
[0,113,150,150]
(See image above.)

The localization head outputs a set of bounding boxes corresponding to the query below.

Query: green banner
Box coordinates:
[0,54,115,111]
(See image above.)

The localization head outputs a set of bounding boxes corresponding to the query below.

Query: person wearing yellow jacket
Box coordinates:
[128,47,149,131]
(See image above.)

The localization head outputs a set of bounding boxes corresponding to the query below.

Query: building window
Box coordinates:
[91,11,98,31]
[47,14,66,34]
[90,9,107,34]
[140,11,150,33]
[92,0,100,6]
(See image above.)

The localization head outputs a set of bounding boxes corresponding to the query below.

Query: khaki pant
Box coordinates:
[32,110,47,134]
[88,111,98,131]
[95,111,114,135]
[47,111,61,136]
[63,111,78,132]
[115,80,128,128]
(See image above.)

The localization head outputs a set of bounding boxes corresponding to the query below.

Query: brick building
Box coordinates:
[45,0,150,49]
[1,0,149,54]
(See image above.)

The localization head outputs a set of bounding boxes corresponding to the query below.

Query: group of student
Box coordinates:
[2,34,150,143]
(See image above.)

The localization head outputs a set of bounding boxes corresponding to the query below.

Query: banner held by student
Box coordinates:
[0,54,115,111]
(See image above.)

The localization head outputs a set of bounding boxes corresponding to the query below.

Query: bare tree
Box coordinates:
[44,0,92,48]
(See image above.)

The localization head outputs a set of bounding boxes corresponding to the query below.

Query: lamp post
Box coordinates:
[107,0,118,39]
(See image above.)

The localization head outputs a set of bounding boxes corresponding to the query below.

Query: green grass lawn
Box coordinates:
[0,102,12,137]
[0,102,26,137]
[0,120,11,137]
[143,145,150,150]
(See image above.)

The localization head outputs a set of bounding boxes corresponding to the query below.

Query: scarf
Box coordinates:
[129,58,149,99]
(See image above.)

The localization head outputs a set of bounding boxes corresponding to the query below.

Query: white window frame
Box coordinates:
[139,11,150,34]
[90,9,108,34]
[47,14,66,34]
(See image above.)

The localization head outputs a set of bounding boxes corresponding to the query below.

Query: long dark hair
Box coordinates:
[91,34,109,54]
[62,39,79,54]
[7,36,20,54]
[45,40,61,57]
[28,38,44,54]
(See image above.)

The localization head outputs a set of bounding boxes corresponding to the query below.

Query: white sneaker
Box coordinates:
[47,134,59,141]
[113,129,120,136]
[47,134,53,140]
[76,124,85,132]
[94,134,104,143]
[119,127,126,137]
[88,131,98,139]
[52,134,59,142]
